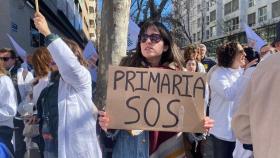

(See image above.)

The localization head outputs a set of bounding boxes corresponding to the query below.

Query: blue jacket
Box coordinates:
[112,130,149,158]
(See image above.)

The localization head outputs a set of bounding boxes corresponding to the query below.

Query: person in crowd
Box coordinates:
[31,47,54,105]
[259,44,277,59]
[33,12,102,158]
[183,44,206,73]
[208,42,255,158]
[0,48,33,158]
[198,44,216,72]
[232,46,258,158]
[0,58,17,157]
[272,21,280,52]
[98,20,214,158]
[20,47,55,158]
[232,53,280,158]
[185,58,199,72]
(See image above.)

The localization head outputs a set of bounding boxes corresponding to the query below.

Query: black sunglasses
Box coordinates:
[0,57,12,62]
[140,34,162,43]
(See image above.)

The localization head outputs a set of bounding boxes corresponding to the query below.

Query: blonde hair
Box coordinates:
[0,60,6,75]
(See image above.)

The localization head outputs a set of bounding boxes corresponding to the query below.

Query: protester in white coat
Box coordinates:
[34,12,102,158]
[0,59,17,156]
[0,48,34,158]
[208,42,254,158]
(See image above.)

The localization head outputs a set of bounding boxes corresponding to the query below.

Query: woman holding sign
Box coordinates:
[33,12,102,158]
[99,20,214,158]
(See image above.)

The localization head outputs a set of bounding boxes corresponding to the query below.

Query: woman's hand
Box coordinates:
[98,111,110,132]
[203,116,214,133]
[88,54,98,69]
[33,12,51,37]
[245,59,258,70]
[25,115,40,125]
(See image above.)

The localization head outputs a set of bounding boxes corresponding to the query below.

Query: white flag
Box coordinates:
[83,41,98,82]
[6,34,27,61]
[127,19,140,51]
[83,40,98,60]
[245,25,267,52]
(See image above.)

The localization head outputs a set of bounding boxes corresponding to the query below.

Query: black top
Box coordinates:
[201,57,216,72]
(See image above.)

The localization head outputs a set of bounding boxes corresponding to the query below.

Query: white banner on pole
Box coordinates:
[6,34,27,61]
[127,19,140,51]
[245,25,267,52]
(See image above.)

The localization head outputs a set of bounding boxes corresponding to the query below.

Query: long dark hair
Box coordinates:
[120,20,184,69]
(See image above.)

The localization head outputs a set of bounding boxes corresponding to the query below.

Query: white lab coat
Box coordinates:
[47,37,102,158]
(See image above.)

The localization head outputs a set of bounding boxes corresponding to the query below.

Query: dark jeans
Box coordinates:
[0,126,14,155]
[200,136,214,158]
[14,119,26,158]
[209,134,235,158]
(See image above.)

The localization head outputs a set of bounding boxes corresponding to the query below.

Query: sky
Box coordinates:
[97,0,173,23]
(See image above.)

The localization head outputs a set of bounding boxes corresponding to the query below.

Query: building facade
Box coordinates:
[174,0,280,55]
[0,0,97,54]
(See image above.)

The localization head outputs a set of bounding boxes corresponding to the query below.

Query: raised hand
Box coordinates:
[33,12,51,37]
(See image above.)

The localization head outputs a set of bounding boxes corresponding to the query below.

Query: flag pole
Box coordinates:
[35,0,39,13]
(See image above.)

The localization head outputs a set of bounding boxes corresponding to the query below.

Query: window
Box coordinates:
[258,6,267,23]
[89,6,94,13]
[206,2,209,11]
[232,0,239,12]
[89,33,95,38]
[210,10,216,22]
[232,17,239,30]
[224,2,231,15]
[190,0,194,6]
[197,4,201,13]
[210,25,216,37]
[206,16,210,25]
[224,17,239,32]
[224,0,239,15]
[89,19,95,28]
[206,30,210,39]
[248,0,255,7]
[197,31,201,41]
[193,33,196,42]
[197,18,201,27]
[272,1,280,18]
[248,13,256,27]
[210,0,216,7]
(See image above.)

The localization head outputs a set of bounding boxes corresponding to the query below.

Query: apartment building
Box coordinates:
[0,0,97,54]
[174,0,280,55]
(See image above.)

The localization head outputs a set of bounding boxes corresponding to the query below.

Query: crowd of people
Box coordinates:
[0,11,279,158]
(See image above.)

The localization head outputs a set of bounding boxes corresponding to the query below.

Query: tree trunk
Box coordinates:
[94,0,131,109]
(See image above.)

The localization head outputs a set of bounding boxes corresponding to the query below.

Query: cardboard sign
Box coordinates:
[106,66,206,133]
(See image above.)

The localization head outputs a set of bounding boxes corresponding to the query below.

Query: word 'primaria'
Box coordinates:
[113,70,206,98]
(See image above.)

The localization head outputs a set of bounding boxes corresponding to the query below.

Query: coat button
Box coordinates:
[142,139,146,143]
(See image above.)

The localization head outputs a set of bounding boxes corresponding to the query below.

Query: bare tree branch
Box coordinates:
[158,0,169,14]
[148,0,156,18]
[135,0,144,23]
